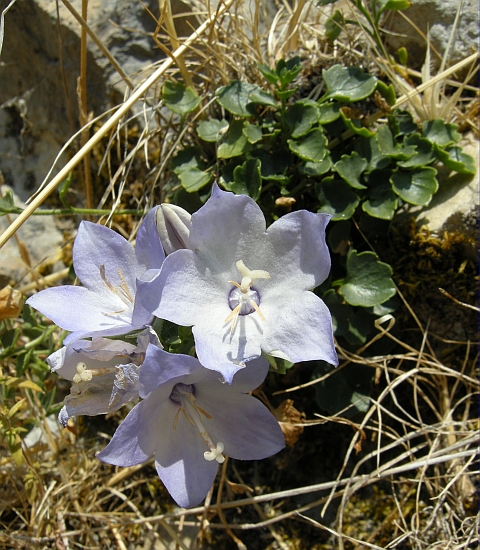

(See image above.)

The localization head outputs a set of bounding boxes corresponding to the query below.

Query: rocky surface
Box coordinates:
[384,0,478,71]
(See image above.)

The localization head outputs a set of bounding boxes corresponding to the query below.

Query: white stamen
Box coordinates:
[172,385,226,463]
[225,260,270,331]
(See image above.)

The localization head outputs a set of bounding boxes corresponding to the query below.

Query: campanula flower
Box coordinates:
[97,346,285,508]
[139,185,338,383]
[156,203,191,254]
[27,208,164,345]
[49,328,160,426]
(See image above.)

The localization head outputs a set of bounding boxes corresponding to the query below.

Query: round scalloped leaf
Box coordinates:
[335,151,368,189]
[197,118,229,142]
[178,168,212,193]
[434,145,476,175]
[215,81,257,117]
[376,81,396,106]
[217,120,252,159]
[362,184,398,220]
[285,99,319,138]
[316,178,360,220]
[391,167,438,206]
[340,110,375,138]
[243,122,263,144]
[288,128,328,162]
[248,88,278,108]
[422,119,461,146]
[339,249,396,307]
[397,134,435,168]
[318,102,341,124]
[299,156,333,176]
[162,81,201,116]
[231,158,262,201]
[377,125,416,159]
[323,65,378,103]
[355,136,391,172]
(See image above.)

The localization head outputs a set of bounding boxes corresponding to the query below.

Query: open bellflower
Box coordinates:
[97,346,285,508]
[48,328,160,426]
[27,208,164,345]
[140,184,338,383]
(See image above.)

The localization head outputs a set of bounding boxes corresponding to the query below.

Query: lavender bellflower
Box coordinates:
[139,184,338,383]
[97,345,285,508]
[27,208,164,345]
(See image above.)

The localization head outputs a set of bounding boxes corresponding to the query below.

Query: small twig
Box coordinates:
[438,288,479,312]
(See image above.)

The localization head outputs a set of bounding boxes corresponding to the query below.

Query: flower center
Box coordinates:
[169,383,225,463]
[225,260,270,332]
[99,264,134,317]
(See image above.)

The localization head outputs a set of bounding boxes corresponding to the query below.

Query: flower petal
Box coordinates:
[262,211,331,294]
[262,291,338,365]
[154,409,219,508]
[196,384,285,460]
[135,206,165,271]
[189,184,267,273]
[97,397,172,466]
[73,221,141,292]
[228,355,270,392]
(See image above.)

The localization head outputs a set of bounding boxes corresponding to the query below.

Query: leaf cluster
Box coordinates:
[153,58,475,417]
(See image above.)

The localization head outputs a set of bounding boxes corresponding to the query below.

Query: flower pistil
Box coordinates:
[225,260,270,332]
[170,383,225,463]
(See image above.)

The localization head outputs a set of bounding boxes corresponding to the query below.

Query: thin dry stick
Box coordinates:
[79,0,93,210]
[60,0,134,90]
[0,0,235,251]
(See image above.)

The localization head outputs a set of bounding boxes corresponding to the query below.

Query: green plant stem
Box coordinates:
[24,326,57,351]
[3,207,144,217]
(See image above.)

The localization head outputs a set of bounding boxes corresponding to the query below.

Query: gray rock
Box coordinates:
[0,0,194,199]
[384,0,478,71]
[0,185,65,286]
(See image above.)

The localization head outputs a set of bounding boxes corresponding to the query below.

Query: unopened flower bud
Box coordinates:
[156,204,191,254]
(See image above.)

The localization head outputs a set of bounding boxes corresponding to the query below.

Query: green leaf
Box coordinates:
[248,88,278,108]
[335,151,368,189]
[243,122,263,144]
[288,128,328,162]
[379,0,411,12]
[339,249,396,307]
[397,134,435,167]
[251,149,292,181]
[172,147,204,174]
[299,156,333,176]
[323,65,378,103]
[391,167,438,206]
[316,178,360,220]
[257,63,279,86]
[355,136,391,172]
[434,145,476,175]
[58,172,73,207]
[327,220,351,256]
[340,111,375,138]
[197,118,228,142]
[285,99,319,138]
[325,10,344,42]
[217,120,252,159]
[231,158,262,201]
[162,81,201,116]
[312,361,372,418]
[376,125,416,159]
[389,110,417,136]
[345,308,376,346]
[376,81,396,106]
[178,168,212,193]
[277,89,297,101]
[323,289,352,336]
[422,119,461,146]
[264,353,294,374]
[216,81,257,117]
[318,102,341,124]
[362,184,398,220]
[0,189,21,216]
[275,56,302,87]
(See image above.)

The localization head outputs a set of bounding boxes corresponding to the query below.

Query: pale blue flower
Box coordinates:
[156,203,191,254]
[49,329,160,426]
[97,346,285,508]
[27,208,164,345]
[139,185,338,383]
